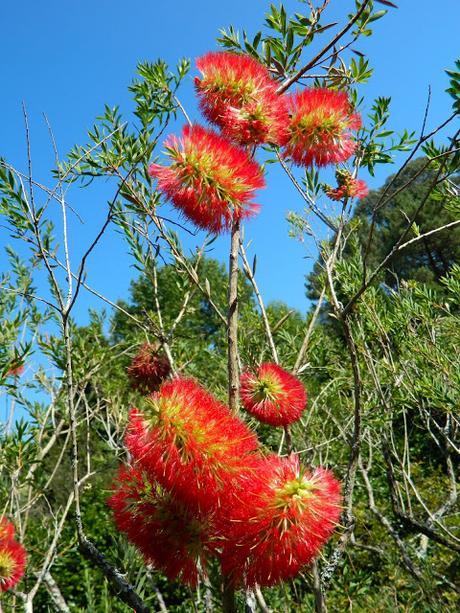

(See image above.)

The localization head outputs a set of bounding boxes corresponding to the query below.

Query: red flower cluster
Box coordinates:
[220,454,341,586]
[108,465,214,586]
[151,49,362,233]
[326,170,368,201]
[195,51,288,145]
[111,377,341,588]
[240,362,307,427]
[0,517,26,593]
[124,51,353,589]
[149,125,265,233]
[283,88,361,167]
[126,378,259,511]
[127,343,171,393]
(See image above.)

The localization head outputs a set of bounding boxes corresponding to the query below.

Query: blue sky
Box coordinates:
[1,0,459,323]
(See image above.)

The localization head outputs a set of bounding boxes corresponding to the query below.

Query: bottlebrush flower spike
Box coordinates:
[0,517,15,541]
[6,365,24,377]
[149,125,265,234]
[127,343,171,393]
[108,465,214,586]
[195,51,288,145]
[126,377,259,511]
[220,454,341,587]
[240,363,307,427]
[325,169,368,201]
[283,88,362,167]
[0,538,26,592]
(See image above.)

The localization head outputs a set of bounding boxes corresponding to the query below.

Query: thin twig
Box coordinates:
[239,240,278,364]
[277,0,372,93]
[277,152,337,232]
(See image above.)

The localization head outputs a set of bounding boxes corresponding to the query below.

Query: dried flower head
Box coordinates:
[0,539,26,592]
[283,88,361,167]
[240,363,307,427]
[325,170,368,201]
[149,125,265,234]
[126,377,259,511]
[127,343,171,393]
[108,465,214,586]
[195,51,288,145]
[221,454,341,587]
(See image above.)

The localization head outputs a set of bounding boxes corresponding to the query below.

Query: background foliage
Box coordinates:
[1,1,459,611]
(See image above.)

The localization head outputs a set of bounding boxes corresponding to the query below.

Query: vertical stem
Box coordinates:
[239,240,278,364]
[293,287,326,375]
[283,425,292,454]
[223,217,241,612]
[312,560,327,613]
[321,211,362,588]
[63,315,82,532]
[227,218,240,414]
[222,575,236,613]
[244,589,257,612]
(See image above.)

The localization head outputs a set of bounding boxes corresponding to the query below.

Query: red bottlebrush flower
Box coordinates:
[195,51,288,145]
[0,518,15,541]
[108,464,214,586]
[149,124,265,234]
[127,343,171,393]
[126,377,259,511]
[283,88,362,167]
[0,539,26,592]
[220,454,341,587]
[326,171,368,201]
[240,363,307,427]
[6,365,24,377]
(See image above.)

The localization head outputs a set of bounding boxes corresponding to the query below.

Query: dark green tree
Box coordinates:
[307,158,460,298]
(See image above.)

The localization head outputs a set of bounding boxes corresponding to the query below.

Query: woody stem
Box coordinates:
[227,217,240,414]
[222,216,241,612]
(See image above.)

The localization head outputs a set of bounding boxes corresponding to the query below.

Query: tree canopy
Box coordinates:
[307,158,460,298]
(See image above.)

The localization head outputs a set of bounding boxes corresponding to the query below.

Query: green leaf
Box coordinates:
[368,10,387,23]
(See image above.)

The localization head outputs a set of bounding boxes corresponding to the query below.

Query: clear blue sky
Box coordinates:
[1,0,459,322]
